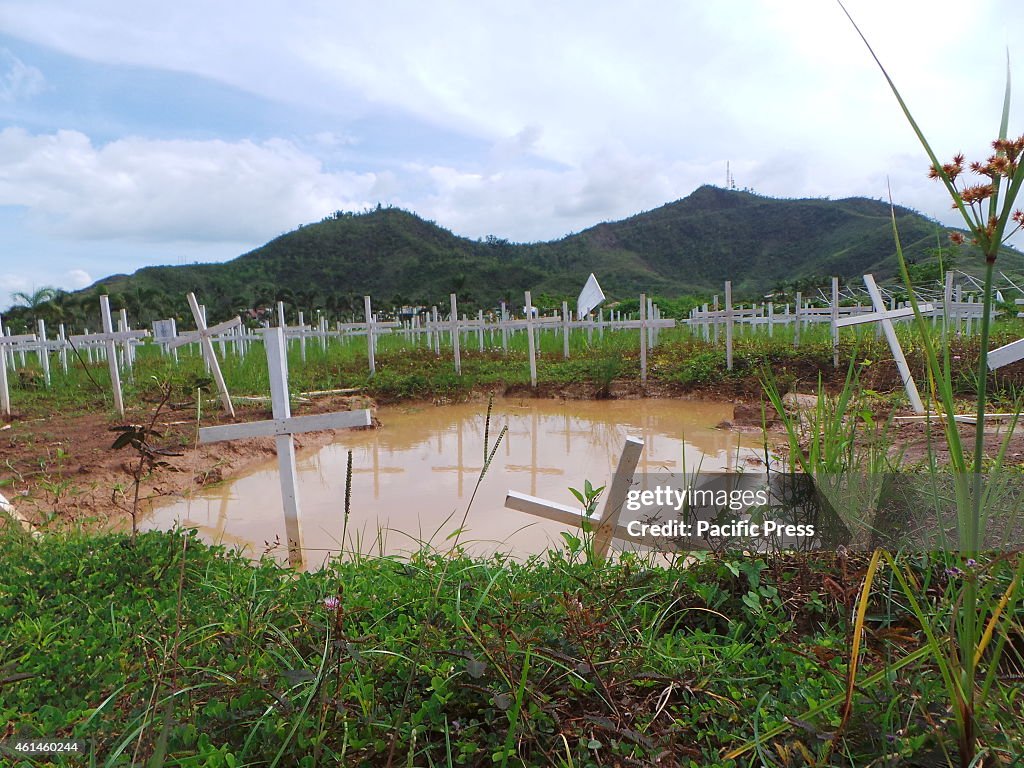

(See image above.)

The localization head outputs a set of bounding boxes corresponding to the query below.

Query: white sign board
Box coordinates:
[152,319,177,343]
[577,273,606,318]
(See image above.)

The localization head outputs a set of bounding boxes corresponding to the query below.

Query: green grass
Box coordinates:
[3,526,1023,766]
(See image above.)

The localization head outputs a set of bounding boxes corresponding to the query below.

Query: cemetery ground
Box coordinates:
[4,324,1024,765]
[5,323,1024,529]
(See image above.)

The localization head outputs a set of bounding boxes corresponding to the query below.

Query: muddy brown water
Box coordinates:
[143,397,771,568]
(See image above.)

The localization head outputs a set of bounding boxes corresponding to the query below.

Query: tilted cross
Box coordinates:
[834,274,932,414]
[505,436,644,560]
[167,293,241,416]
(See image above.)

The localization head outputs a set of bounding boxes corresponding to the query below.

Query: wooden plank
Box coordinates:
[831,277,839,369]
[562,300,570,360]
[525,290,537,388]
[364,296,376,375]
[199,409,371,444]
[593,436,645,558]
[988,338,1024,370]
[639,293,648,384]
[834,304,933,328]
[505,490,635,542]
[450,293,461,374]
[725,281,734,370]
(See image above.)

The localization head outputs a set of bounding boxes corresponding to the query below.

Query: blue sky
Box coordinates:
[0,0,1022,310]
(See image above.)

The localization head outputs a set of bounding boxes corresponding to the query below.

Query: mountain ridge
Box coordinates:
[9,185,1022,325]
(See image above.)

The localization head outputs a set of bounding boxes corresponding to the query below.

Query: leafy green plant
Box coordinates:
[108,378,182,540]
[838,5,1024,764]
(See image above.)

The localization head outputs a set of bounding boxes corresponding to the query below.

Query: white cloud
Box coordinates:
[0,128,382,242]
[0,48,44,102]
[65,268,92,288]
[413,147,721,242]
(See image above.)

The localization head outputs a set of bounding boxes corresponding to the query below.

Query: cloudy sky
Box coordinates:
[0,1,1021,310]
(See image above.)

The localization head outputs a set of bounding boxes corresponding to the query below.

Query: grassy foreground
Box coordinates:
[2,526,1022,767]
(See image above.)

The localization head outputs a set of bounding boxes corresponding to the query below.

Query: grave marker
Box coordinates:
[167,293,241,416]
[198,327,372,567]
[505,436,644,560]
[337,297,400,375]
[69,296,150,416]
[0,317,35,415]
[834,274,930,414]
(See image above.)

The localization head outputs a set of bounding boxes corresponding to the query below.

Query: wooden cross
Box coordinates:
[32,319,56,387]
[834,274,931,414]
[32,320,71,386]
[117,308,138,372]
[337,296,400,375]
[505,436,644,560]
[525,291,538,387]
[197,326,372,567]
[0,316,35,415]
[69,296,150,416]
[597,293,674,382]
[167,292,241,416]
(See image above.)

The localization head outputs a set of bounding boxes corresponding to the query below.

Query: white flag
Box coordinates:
[576,273,606,318]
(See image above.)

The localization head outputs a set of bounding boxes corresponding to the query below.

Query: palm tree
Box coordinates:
[10,286,58,326]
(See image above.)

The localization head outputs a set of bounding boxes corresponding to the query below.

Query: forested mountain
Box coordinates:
[5,185,1020,330]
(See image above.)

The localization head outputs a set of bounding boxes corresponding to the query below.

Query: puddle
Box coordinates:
[144,397,771,567]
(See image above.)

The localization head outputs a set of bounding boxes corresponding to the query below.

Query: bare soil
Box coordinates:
[1,392,377,529]
[4,376,1023,532]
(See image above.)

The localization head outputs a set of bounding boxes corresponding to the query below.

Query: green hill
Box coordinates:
[7,185,1023,328]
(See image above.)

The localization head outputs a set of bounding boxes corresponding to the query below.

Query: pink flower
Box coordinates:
[323,596,340,610]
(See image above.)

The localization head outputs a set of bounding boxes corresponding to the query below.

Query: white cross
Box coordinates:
[69,295,150,416]
[117,308,137,372]
[197,326,372,567]
[32,320,73,384]
[834,274,930,414]
[505,436,644,560]
[592,294,673,383]
[0,316,36,416]
[167,292,241,416]
[337,296,400,375]
[449,294,462,374]
[32,319,57,387]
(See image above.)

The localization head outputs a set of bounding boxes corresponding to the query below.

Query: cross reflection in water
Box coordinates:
[146,398,767,569]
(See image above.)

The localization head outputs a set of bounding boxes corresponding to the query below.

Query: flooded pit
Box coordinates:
[144,397,772,568]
